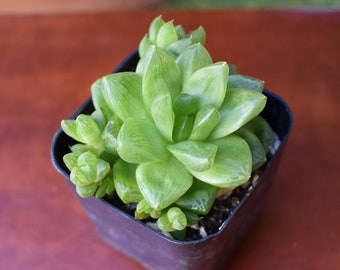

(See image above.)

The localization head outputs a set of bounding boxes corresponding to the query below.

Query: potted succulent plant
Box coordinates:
[52,16,293,270]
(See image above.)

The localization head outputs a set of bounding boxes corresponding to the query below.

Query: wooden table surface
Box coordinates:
[1,9,339,270]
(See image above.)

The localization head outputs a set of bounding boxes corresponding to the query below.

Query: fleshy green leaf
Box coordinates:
[176,179,219,214]
[101,73,148,121]
[70,144,101,156]
[91,78,114,121]
[182,62,228,110]
[168,141,218,172]
[209,88,267,140]
[77,151,110,183]
[167,207,187,231]
[151,92,174,142]
[229,64,238,75]
[64,114,101,145]
[243,116,276,154]
[77,152,98,182]
[135,199,151,219]
[189,26,206,45]
[188,135,252,188]
[117,118,170,163]
[61,120,82,142]
[138,35,153,58]
[91,110,106,131]
[135,199,161,220]
[173,115,194,142]
[78,164,96,183]
[105,174,116,194]
[175,25,186,39]
[149,15,165,43]
[173,94,199,117]
[156,21,178,49]
[76,183,98,198]
[228,74,264,92]
[167,38,192,56]
[101,116,122,155]
[171,207,187,231]
[76,115,102,145]
[176,43,212,83]
[182,210,200,226]
[157,212,173,232]
[158,207,187,232]
[77,151,96,166]
[70,167,93,187]
[135,54,146,75]
[136,157,193,210]
[189,105,220,141]
[235,128,267,170]
[96,159,110,181]
[95,173,114,198]
[141,46,181,111]
[114,159,143,203]
[63,153,78,171]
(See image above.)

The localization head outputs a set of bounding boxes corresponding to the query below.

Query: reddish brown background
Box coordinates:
[1,9,339,270]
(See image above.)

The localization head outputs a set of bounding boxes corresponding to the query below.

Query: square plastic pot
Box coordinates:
[51,51,293,270]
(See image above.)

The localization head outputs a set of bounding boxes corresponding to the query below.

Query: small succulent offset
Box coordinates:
[61,16,276,237]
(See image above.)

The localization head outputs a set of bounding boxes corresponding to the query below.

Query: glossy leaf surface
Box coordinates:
[189,135,252,188]
[114,160,143,203]
[101,116,122,155]
[176,179,219,214]
[63,153,78,171]
[182,62,228,109]
[235,128,267,170]
[95,173,115,198]
[173,94,199,116]
[175,25,185,39]
[100,72,147,121]
[91,79,115,122]
[172,115,194,142]
[78,151,110,182]
[136,157,193,210]
[148,16,165,43]
[158,207,187,232]
[156,21,178,49]
[168,141,218,172]
[76,115,102,145]
[135,199,154,219]
[167,38,192,56]
[176,43,212,83]
[138,35,153,58]
[70,143,101,156]
[151,92,174,141]
[210,88,267,139]
[189,105,220,141]
[117,118,169,163]
[142,46,181,111]
[228,74,264,92]
[189,26,206,45]
[244,116,276,154]
[76,183,98,198]
[61,119,81,143]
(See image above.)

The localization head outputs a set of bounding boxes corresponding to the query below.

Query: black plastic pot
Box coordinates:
[51,51,293,270]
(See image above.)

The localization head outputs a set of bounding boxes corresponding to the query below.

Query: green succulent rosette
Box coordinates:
[61,16,276,236]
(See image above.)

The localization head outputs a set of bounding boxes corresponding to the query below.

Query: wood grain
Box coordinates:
[0,0,163,14]
[1,9,339,270]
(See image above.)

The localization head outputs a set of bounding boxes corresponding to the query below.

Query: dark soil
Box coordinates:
[183,173,261,241]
